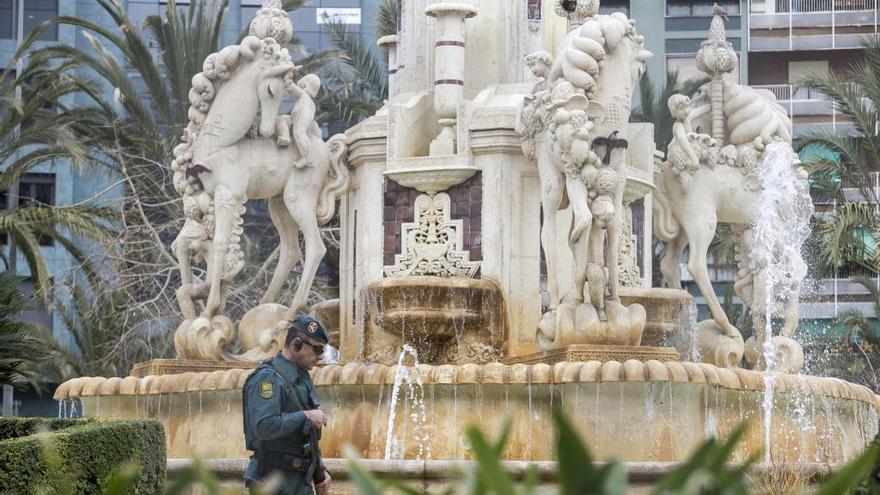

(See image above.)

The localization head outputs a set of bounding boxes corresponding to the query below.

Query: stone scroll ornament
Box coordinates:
[170,0,350,361]
[516,0,652,350]
[652,6,812,372]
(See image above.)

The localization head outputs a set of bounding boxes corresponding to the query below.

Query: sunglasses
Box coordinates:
[303,341,325,356]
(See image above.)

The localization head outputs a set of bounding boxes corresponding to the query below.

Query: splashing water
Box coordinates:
[384,344,430,460]
[320,345,341,365]
[677,299,699,361]
[750,141,813,462]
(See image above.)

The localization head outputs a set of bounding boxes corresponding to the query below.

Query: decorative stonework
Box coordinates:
[618,206,642,288]
[503,344,680,366]
[384,192,480,278]
[130,359,259,378]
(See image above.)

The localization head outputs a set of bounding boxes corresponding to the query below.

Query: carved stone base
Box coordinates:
[502,345,680,366]
[130,359,259,378]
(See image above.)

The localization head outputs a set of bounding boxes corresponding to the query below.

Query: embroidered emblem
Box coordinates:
[308,321,318,333]
[259,381,274,399]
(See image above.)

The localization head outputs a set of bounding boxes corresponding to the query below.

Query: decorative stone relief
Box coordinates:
[384,193,480,278]
[617,206,642,288]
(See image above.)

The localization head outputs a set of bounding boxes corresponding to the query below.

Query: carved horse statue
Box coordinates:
[523,11,650,312]
[653,80,812,368]
[170,36,349,349]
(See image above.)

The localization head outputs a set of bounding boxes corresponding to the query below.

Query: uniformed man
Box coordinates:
[242,315,332,495]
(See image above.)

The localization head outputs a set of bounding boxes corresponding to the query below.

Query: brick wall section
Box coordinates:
[383,173,483,267]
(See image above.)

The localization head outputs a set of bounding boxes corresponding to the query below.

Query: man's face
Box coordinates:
[291,336,325,370]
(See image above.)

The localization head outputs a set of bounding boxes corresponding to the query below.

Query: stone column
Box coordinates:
[378,35,400,99]
[425,2,477,155]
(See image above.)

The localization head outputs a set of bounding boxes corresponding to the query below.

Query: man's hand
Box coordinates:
[315,469,332,495]
[303,409,328,429]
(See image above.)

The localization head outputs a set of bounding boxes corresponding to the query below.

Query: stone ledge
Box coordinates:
[130,359,259,378]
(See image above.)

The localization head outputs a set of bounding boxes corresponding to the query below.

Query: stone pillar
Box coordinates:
[378,35,400,99]
[425,2,477,155]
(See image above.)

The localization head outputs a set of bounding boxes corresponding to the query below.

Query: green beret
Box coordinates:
[289,314,329,344]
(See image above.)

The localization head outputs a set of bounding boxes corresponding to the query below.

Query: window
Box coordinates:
[0,0,13,39]
[26,0,57,41]
[0,173,56,245]
[599,0,630,16]
[666,0,740,16]
[0,0,58,41]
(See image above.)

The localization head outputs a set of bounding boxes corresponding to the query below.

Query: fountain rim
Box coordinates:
[54,360,880,410]
[362,275,503,291]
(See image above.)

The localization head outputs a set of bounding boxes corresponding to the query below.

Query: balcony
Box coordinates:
[750,83,856,134]
[748,0,878,51]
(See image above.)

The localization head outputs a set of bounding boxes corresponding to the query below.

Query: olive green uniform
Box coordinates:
[242,353,325,495]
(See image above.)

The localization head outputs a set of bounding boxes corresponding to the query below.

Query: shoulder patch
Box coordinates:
[258,381,275,399]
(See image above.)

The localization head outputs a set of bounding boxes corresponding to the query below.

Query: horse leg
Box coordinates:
[174,238,197,320]
[202,185,246,318]
[660,233,687,290]
[261,196,302,304]
[684,216,740,339]
[539,152,565,309]
[282,195,327,320]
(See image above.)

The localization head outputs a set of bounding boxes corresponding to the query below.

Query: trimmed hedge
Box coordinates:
[0,418,166,494]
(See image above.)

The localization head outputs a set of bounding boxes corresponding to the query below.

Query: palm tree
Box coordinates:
[318,0,398,127]
[0,24,116,299]
[0,271,48,387]
[796,37,880,276]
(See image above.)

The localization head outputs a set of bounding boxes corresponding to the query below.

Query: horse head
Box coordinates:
[257,62,295,138]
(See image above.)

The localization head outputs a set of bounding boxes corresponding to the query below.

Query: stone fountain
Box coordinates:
[56,0,879,483]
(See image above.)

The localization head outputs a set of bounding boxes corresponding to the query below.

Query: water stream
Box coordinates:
[384,344,430,460]
[751,142,813,462]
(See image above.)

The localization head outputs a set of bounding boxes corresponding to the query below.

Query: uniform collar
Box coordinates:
[272,352,307,382]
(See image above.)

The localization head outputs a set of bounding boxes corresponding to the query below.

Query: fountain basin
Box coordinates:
[56,360,880,463]
[360,276,507,364]
[619,287,697,349]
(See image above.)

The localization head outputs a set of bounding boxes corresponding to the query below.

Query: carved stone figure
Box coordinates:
[170,4,350,361]
[652,8,812,371]
[518,0,651,350]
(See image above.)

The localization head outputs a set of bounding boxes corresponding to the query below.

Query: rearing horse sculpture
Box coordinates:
[170,35,349,360]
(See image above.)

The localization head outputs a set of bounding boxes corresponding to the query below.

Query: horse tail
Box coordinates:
[652,172,681,242]
[316,134,350,225]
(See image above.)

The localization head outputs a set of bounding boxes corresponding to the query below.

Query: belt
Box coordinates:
[259,451,314,473]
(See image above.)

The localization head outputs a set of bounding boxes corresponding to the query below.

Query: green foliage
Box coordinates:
[0,417,92,441]
[0,23,116,299]
[652,425,755,495]
[0,418,165,495]
[0,271,49,387]
[796,36,880,274]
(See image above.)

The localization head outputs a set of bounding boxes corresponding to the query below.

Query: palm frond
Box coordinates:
[375,0,399,39]
[818,202,880,272]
